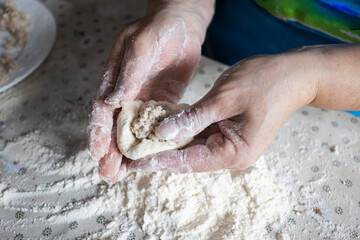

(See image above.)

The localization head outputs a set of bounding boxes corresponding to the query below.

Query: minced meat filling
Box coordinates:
[131,101,171,140]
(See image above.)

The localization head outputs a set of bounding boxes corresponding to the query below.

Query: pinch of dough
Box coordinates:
[117,100,193,160]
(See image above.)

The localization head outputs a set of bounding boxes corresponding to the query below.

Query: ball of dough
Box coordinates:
[117,100,193,160]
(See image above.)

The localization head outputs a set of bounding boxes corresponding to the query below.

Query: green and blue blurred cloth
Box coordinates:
[203,0,360,116]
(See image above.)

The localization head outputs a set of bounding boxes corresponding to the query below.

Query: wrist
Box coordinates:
[277,49,322,110]
[308,43,360,110]
[147,0,215,42]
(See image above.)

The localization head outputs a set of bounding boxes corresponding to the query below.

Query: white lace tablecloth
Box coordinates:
[0,0,359,239]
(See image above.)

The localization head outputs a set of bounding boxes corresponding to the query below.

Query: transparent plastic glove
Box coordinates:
[87,1,214,182]
[129,52,323,173]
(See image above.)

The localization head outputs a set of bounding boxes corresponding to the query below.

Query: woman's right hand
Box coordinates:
[129,43,360,174]
[87,0,215,181]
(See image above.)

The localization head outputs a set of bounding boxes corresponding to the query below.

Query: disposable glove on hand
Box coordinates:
[87,0,214,182]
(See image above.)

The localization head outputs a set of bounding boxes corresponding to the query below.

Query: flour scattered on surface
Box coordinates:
[0,131,292,239]
[105,164,292,239]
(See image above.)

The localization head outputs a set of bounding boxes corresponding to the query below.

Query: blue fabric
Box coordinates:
[347,111,360,117]
[320,0,360,17]
[202,0,359,117]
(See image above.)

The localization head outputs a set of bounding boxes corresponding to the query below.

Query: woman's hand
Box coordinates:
[128,43,360,174]
[87,0,214,181]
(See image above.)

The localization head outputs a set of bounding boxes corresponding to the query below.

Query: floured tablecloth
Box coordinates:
[0,0,359,239]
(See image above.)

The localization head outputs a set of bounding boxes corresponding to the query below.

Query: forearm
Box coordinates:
[309,43,360,110]
[147,0,215,42]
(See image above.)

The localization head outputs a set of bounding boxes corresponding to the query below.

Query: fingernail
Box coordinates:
[107,163,127,182]
[104,95,121,108]
[87,128,108,161]
[87,149,100,162]
[156,120,181,141]
[86,138,103,162]
[100,167,121,182]
[99,154,122,181]
[99,172,112,182]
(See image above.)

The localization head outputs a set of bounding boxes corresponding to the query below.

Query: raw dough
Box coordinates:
[117,100,193,160]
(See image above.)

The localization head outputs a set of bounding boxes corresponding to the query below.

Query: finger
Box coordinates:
[87,34,125,161]
[98,126,123,181]
[217,119,253,169]
[104,45,149,107]
[87,102,116,161]
[106,21,188,106]
[154,94,227,142]
[128,128,241,173]
[101,157,128,183]
[98,122,130,183]
[127,144,214,173]
[96,32,127,100]
[106,161,127,183]
[217,120,244,145]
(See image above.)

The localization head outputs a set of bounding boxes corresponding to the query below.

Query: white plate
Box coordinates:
[0,0,56,93]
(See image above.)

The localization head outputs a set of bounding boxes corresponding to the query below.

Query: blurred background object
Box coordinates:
[0,0,56,93]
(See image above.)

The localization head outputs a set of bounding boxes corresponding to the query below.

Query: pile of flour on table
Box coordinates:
[0,131,292,239]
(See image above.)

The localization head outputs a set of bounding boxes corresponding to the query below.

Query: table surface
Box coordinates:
[0,0,359,239]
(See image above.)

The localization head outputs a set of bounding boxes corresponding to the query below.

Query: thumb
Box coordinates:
[155,96,228,142]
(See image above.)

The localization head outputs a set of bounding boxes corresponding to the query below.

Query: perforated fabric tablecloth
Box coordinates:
[0,0,359,239]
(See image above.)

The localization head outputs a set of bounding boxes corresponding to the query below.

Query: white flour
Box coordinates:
[0,131,292,239]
